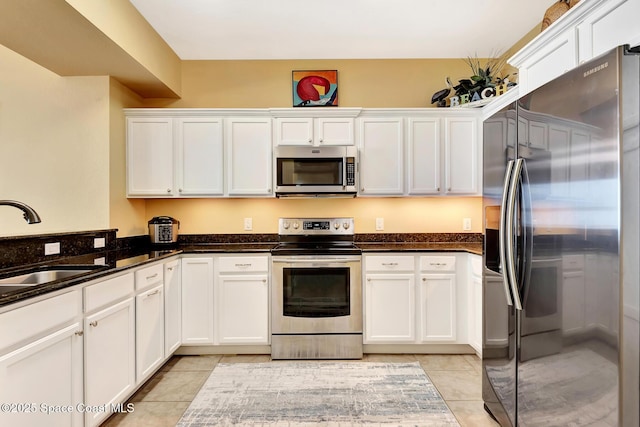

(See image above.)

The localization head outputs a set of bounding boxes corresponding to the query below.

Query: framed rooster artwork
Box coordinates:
[292,70,338,107]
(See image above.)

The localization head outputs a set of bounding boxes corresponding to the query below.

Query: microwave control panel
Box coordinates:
[346,157,356,186]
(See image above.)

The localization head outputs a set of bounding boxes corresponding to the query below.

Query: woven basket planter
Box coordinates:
[541,0,570,31]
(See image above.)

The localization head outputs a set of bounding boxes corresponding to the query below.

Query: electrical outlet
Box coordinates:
[94,257,106,265]
[463,218,472,231]
[244,217,253,231]
[94,237,106,249]
[44,242,60,256]
[375,217,384,231]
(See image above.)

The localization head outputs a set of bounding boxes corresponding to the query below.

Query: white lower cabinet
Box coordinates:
[419,274,456,342]
[135,284,165,383]
[164,259,182,355]
[181,257,215,345]
[84,298,135,427]
[83,273,136,426]
[0,291,83,427]
[364,255,416,343]
[365,272,416,343]
[364,253,472,346]
[215,255,270,344]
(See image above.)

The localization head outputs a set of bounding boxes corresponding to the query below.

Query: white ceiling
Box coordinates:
[128,0,552,60]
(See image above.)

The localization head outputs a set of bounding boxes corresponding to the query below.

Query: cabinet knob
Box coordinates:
[268,188,272,193]
[179,188,183,193]
[422,278,426,281]
[319,138,323,143]
[308,138,312,143]
[75,330,84,336]
[448,187,451,192]
[167,188,171,193]
[437,187,440,192]
[90,321,98,327]
[361,188,365,192]
[262,279,267,283]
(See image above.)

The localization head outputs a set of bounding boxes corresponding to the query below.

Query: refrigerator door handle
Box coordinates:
[505,158,524,310]
[499,159,515,307]
[519,159,534,306]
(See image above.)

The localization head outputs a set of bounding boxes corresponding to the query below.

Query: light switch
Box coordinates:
[375,218,384,231]
[463,218,472,231]
[244,217,253,231]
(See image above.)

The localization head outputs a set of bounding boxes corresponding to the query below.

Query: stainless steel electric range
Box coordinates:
[271,217,362,359]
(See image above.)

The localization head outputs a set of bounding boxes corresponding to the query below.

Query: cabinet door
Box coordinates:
[316,117,354,145]
[0,324,83,427]
[364,273,415,343]
[419,274,456,342]
[562,271,585,334]
[84,299,135,427]
[126,117,174,197]
[274,117,314,146]
[216,274,269,344]
[578,0,640,61]
[444,116,479,194]
[136,284,164,383]
[181,257,214,345]
[521,27,578,94]
[407,118,441,195]
[358,117,404,195]
[226,118,273,196]
[528,120,548,149]
[164,260,182,355]
[176,117,224,196]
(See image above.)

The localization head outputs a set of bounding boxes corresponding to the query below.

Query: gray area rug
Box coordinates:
[177,361,460,426]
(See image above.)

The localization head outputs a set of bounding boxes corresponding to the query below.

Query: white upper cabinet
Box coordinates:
[226,117,273,196]
[407,118,441,195]
[176,117,224,196]
[274,117,354,146]
[510,0,640,95]
[358,117,404,195]
[444,116,480,195]
[126,114,224,197]
[127,117,174,197]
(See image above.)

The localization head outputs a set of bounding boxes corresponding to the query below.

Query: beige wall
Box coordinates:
[146,197,482,234]
[0,44,112,236]
[109,78,148,237]
[145,58,492,109]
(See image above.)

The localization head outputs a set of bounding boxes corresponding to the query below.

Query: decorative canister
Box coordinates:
[569,0,580,7]
[541,0,570,31]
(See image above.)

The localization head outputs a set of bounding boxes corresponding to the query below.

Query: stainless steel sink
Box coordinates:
[0,265,105,287]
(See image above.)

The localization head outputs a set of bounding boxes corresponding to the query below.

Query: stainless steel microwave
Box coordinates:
[274,146,358,197]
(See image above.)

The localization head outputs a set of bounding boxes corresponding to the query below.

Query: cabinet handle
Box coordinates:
[147,289,160,297]
[319,138,323,143]
[430,262,446,266]
[167,267,173,271]
[448,187,451,192]
[361,188,365,192]
[75,330,84,336]
[422,278,427,281]
[262,279,267,283]
[268,188,272,193]
[167,188,171,193]
[146,273,159,280]
[382,262,398,266]
[308,138,313,143]
[235,263,252,268]
[437,187,440,192]
[90,321,98,327]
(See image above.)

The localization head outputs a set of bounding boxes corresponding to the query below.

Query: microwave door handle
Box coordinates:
[499,160,515,307]
[505,158,524,310]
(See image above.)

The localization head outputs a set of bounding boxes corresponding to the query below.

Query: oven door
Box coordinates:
[271,255,362,334]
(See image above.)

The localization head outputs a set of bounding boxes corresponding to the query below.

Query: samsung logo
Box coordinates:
[584,61,608,77]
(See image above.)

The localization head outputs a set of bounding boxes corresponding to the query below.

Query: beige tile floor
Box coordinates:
[103,354,499,426]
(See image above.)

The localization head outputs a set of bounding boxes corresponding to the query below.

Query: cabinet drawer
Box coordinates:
[563,254,584,271]
[84,273,134,312]
[135,263,164,290]
[218,256,269,273]
[0,290,80,351]
[420,256,456,272]
[365,255,415,272]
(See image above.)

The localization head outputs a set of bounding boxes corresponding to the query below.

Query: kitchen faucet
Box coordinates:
[0,200,42,224]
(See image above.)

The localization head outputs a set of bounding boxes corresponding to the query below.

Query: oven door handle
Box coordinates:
[272,257,361,264]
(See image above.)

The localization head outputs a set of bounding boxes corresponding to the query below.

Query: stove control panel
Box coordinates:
[279,217,354,235]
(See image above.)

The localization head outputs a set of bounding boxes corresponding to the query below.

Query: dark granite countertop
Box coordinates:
[0,249,182,308]
[0,232,483,309]
[358,242,483,256]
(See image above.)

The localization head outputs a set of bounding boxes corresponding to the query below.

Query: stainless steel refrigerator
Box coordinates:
[482,45,639,426]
